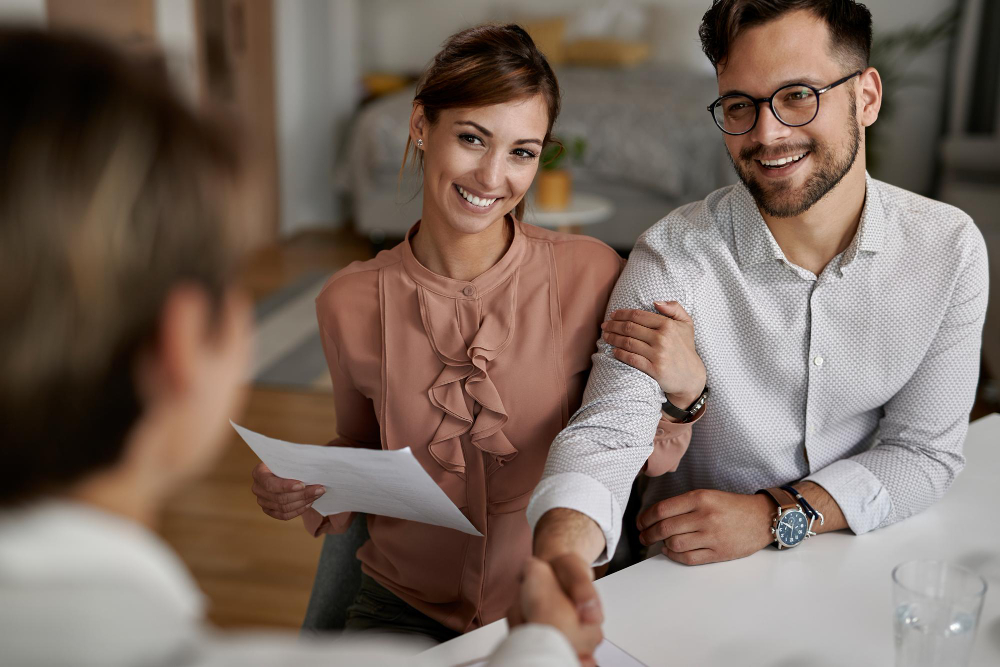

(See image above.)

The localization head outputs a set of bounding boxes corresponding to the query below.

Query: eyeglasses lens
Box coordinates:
[714,85,819,134]
[773,85,818,126]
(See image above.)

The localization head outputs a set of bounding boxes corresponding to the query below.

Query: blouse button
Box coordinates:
[462,286,475,297]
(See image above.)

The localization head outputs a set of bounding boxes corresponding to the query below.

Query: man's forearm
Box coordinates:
[795,481,848,534]
[533,508,606,564]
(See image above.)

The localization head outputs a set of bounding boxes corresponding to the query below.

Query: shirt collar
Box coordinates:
[732,172,887,272]
[732,183,787,268]
[840,172,887,269]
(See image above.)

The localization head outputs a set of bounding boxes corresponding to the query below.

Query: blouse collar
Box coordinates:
[401,216,526,299]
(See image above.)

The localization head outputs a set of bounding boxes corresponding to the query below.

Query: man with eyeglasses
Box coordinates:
[527,0,989,601]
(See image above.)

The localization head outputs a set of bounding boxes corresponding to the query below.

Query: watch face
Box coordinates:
[776,509,809,547]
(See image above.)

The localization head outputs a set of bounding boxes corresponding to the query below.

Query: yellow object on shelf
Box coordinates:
[363,72,411,98]
[563,39,651,67]
[519,17,567,65]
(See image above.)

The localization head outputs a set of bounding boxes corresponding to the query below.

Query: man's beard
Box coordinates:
[729,94,862,219]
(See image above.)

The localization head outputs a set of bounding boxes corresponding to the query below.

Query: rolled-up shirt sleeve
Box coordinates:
[527,232,693,564]
[806,227,988,533]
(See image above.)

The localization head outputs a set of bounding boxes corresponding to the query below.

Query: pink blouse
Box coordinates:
[303,219,692,632]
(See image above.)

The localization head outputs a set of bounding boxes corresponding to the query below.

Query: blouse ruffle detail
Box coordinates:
[417,272,520,475]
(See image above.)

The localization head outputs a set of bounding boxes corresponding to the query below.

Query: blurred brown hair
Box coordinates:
[401,23,561,221]
[700,0,873,72]
[0,28,250,505]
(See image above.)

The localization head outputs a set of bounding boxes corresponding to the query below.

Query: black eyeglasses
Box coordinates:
[707,70,862,135]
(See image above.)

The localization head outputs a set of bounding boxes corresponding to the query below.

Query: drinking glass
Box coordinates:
[892,560,987,667]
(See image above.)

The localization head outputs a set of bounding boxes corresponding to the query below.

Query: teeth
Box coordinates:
[457,186,496,208]
[759,153,807,167]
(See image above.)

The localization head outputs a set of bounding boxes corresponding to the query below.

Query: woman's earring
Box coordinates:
[416,139,424,148]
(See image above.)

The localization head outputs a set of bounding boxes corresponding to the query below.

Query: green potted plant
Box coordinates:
[536,137,586,209]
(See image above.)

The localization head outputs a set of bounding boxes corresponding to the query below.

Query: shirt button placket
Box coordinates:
[805,287,825,465]
[808,355,824,441]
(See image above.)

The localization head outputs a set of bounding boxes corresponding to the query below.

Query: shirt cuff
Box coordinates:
[804,459,892,534]
[526,472,623,567]
[489,625,578,666]
[643,407,703,477]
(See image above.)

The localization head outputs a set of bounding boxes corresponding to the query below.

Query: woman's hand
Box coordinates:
[600,300,706,412]
[250,462,326,520]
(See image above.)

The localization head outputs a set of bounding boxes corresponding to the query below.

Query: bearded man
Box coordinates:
[528,0,989,580]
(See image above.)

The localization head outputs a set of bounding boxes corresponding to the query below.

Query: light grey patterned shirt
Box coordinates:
[527,175,989,564]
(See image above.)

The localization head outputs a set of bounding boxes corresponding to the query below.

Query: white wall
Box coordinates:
[0,0,45,24]
[275,0,360,235]
[357,0,957,196]
[0,0,199,99]
[0,0,361,236]
[863,0,956,195]
[154,0,198,101]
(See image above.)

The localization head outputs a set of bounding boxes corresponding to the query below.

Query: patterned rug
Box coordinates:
[251,271,334,391]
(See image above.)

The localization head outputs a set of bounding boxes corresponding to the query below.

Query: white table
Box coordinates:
[423,414,1000,666]
[522,193,615,235]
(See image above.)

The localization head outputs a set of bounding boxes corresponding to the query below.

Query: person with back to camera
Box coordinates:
[0,26,604,667]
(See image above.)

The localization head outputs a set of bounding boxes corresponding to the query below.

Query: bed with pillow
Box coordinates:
[339,3,736,251]
[339,64,734,251]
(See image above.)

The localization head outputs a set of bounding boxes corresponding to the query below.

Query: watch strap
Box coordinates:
[780,484,824,526]
[761,487,798,513]
[661,386,710,422]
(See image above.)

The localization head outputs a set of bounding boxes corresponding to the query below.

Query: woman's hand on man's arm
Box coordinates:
[600,300,706,417]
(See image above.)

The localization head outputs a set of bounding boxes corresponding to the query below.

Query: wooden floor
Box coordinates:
[239,228,371,301]
[157,227,999,631]
[158,229,371,629]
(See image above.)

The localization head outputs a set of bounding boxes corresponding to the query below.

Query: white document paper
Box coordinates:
[464,639,646,667]
[593,638,648,666]
[232,422,482,536]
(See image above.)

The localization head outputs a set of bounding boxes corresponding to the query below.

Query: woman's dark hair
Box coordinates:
[0,28,247,505]
[700,0,873,72]
[402,23,561,220]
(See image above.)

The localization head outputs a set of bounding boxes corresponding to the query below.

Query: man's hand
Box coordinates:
[508,558,603,666]
[600,301,706,411]
[637,489,775,565]
[532,508,606,622]
[546,553,604,626]
[250,462,326,520]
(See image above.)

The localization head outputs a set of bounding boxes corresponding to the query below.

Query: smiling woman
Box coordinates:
[403,24,560,223]
[411,95,549,260]
[248,23,695,645]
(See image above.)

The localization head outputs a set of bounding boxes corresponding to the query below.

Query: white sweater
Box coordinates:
[0,501,578,666]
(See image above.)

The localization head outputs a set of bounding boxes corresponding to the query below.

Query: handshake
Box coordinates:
[509,554,604,666]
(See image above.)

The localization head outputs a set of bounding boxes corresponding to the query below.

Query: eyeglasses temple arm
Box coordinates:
[816,69,864,95]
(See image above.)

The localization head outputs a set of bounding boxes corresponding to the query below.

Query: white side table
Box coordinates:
[522,192,615,235]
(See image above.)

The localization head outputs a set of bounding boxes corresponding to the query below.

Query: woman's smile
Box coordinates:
[454,184,502,213]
